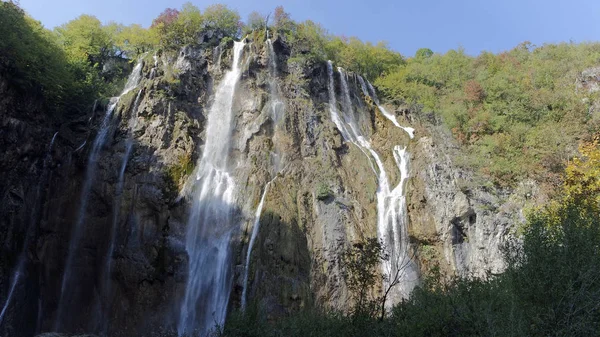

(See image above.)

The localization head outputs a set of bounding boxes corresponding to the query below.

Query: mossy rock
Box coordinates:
[316,182,332,200]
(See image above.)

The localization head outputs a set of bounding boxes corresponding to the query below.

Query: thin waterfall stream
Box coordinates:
[0,132,57,326]
[54,61,143,331]
[239,40,285,310]
[240,178,275,310]
[327,61,418,305]
[97,87,142,332]
[356,74,415,139]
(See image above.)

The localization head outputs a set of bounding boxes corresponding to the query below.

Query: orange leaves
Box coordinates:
[464,79,485,104]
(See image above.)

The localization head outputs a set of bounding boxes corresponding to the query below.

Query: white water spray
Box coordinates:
[97,87,144,332]
[327,62,418,305]
[177,41,245,337]
[360,77,414,139]
[266,39,284,125]
[241,178,275,310]
[55,61,143,331]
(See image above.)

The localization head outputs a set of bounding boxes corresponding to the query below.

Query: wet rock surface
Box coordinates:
[1,36,529,336]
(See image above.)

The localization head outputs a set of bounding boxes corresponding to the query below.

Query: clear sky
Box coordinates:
[18,0,600,57]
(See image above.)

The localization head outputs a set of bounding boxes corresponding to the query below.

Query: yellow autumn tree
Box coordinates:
[564,135,600,211]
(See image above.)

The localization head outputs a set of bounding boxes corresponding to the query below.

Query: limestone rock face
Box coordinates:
[1,36,527,336]
[407,122,538,277]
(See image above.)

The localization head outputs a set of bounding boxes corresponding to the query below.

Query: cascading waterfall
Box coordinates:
[327,62,377,173]
[213,45,223,71]
[0,132,57,325]
[150,53,159,79]
[98,87,144,332]
[240,178,275,310]
[97,86,140,329]
[55,61,143,331]
[363,78,415,139]
[328,61,418,305]
[105,88,144,279]
[177,41,245,337]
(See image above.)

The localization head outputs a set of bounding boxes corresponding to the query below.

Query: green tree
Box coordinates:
[150,7,180,49]
[112,23,157,57]
[54,14,113,67]
[246,11,266,31]
[203,4,240,37]
[0,1,75,112]
[415,47,433,59]
[273,6,292,32]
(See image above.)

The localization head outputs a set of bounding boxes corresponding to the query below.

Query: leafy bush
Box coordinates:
[315,182,332,200]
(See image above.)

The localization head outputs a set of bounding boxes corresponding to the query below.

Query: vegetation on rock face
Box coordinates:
[0,2,99,115]
[4,0,597,189]
[315,182,332,200]
[218,139,600,336]
[376,42,600,187]
[4,0,600,334]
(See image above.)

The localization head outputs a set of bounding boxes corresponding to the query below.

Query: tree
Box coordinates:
[54,15,113,66]
[176,2,204,45]
[113,23,156,57]
[151,7,179,28]
[415,47,433,59]
[203,4,240,37]
[0,1,72,109]
[337,38,404,81]
[150,7,180,48]
[341,238,411,320]
[247,11,266,31]
[273,5,292,32]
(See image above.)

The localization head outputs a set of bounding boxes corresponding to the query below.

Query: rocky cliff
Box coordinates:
[0,35,529,336]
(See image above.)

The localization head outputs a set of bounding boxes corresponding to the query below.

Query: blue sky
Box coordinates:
[19,0,600,57]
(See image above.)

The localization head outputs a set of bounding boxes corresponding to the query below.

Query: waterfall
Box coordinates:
[266,39,285,174]
[0,132,57,325]
[364,79,415,139]
[177,41,245,337]
[55,61,143,331]
[213,45,223,71]
[266,39,284,125]
[98,87,144,332]
[241,178,275,310]
[0,271,20,326]
[327,62,418,306]
[327,62,376,174]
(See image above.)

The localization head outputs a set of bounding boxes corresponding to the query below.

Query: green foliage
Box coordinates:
[149,3,240,50]
[415,48,433,59]
[53,14,137,99]
[376,42,599,186]
[336,38,404,81]
[0,2,71,108]
[163,152,194,199]
[315,182,332,200]
[150,3,203,49]
[341,238,384,318]
[246,11,266,32]
[0,2,118,115]
[272,6,293,33]
[219,177,600,336]
[282,19,403,80]
[55,15,113,66]
[203,4,240,37]
[107,23,157,58]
